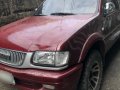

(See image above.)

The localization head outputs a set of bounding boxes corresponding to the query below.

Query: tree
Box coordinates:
[9,0,13,15]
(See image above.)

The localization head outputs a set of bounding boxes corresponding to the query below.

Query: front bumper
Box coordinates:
[0,63,83,90]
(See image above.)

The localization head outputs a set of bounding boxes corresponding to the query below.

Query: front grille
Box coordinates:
[0,48,26,66]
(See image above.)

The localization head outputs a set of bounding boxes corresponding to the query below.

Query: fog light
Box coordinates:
[43,84,55,90]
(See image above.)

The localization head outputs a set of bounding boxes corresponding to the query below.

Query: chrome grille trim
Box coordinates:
[0,48,26,66]
[0,48,68,71]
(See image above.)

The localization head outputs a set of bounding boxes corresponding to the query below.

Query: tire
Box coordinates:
[78,50,103,90]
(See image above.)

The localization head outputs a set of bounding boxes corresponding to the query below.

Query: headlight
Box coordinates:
[32,51,69,67]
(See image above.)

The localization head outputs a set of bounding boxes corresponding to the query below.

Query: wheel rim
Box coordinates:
[88,61,100,90]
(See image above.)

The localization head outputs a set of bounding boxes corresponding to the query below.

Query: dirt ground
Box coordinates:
[0,83,17,90]
[0,41,120,90]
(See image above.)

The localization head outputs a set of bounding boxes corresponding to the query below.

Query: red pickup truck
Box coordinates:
[0,0,120,90]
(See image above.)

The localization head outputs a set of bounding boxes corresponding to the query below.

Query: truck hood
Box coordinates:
[0,14,98,52]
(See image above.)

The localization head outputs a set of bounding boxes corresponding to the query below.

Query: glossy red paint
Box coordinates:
[0,63,82,90]
[79,33,106,63]
[0,0,120,89]
[0,14,98,52]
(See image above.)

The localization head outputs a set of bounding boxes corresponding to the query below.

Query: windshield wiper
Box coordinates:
[51,12,75,16]
[34,14,46,16]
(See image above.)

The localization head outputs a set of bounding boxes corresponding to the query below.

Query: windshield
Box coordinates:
[35,0,98,16]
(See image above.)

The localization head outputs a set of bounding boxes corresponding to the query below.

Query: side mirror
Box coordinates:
[104,2,115,16]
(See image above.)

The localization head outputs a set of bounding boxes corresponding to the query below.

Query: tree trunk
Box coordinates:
[9,0,13,15]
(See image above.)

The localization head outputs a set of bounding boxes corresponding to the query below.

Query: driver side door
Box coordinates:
[102,0,120,49]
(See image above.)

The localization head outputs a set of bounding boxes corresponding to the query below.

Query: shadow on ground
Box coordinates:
[101,40,120,90]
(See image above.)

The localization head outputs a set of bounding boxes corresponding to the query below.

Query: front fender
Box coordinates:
[78,33,106,63]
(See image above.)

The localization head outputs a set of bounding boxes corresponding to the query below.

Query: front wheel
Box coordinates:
[78,50,103,90]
